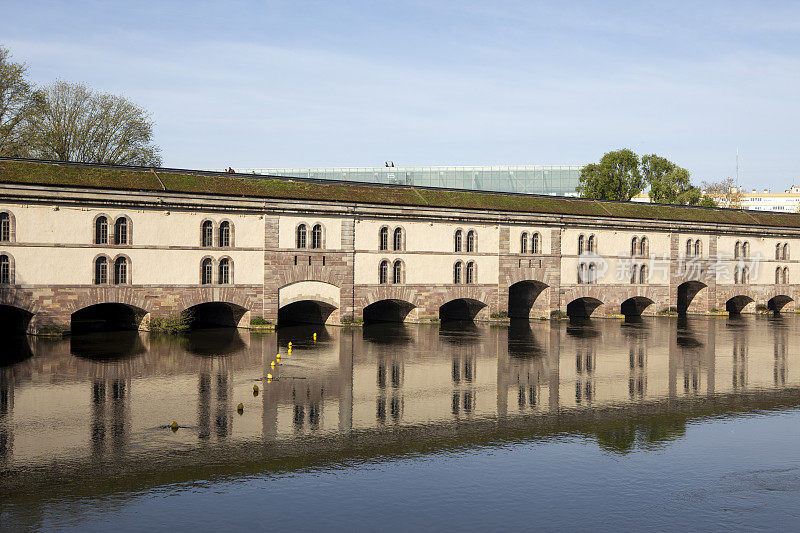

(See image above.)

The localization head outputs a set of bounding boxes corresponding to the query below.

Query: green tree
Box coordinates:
[25,81,162,166]
[0,46,39,157]
[643,155,704,205]
[577,148,644,201]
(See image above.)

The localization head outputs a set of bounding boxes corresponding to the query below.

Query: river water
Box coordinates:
[2,315,800,531]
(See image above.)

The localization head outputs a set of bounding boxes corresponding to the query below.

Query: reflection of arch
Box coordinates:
[184,328,246,355]
[726,295,754,316]
[768,295,793,313]
[278,281,340,326]
[566,297,603,319]
[508,280,548,319]
[620,296,654,317]
[71,303,147,334]
[677,281,707,315]
[363,299,416,323]
[439,298,487,321]
[70,330,146,360]
[185,301,247,329]
[507,320,546,358]
[0,304,33,335]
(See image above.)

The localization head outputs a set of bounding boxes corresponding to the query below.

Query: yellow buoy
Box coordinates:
[288,341,292,348]
[313,332,317,342]
[288,348,292,355]
[267,373,273,379]
[271,361,276,368]
[237,402,244,412]
[276,354,281,360]
[253,384,259,393]
[170,421,179,432]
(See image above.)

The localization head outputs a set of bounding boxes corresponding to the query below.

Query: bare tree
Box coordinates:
[0,46,39,157]
[26,81,162,166]
[701,177,742,209]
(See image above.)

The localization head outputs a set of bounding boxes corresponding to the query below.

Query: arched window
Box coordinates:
[630,264,637,284]
[466,230,476,253]
[578,263,587,284]
[0,254,10,284]
[734,241,741,259]
[0,213,10,242]
[742,241,750,258]
[94,256,108,284]
[393,260,403,283]
[639,264,647,284]
[588,263,596,284]
[454,230,463,252]
[686,239,693,257]
[453,261,463,284]
[578,235,585,255]
[520,232,528,254]
[296,224,307,248]
[742,265,749,284]
[532,232,540,254]
[219,221,231,248]
[784,243,790,260]
[202,220,214,247]
[393,227,403,251]
[784,267,790,284]
[379,260,389,284]
[587,235,595,253]
[218,258,230,284]
[776,243,782,260]
[311,224,323,249]
[114,217,128,245]
[776,267,782,284]
[466,261,475,284]
[95,216,108,245]
[640,237,648,256]
[114,256,128,284]
[379,227,389,251]
[734,266,740,285]
[695,239,702,257]
[631,237,639,257]
[201,258,213,285]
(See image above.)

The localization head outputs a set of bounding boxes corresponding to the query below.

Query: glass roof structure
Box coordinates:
[236,165,583,196]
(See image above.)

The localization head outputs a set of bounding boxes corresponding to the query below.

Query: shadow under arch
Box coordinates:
[0,335,33,367]
[185,301,248,329]
[0,304,34,335]
[363,299,416,324]
[70,302,146,334]
[726,295,754,316]
[566,297,603,319]
[677,281,707,315]
[70,331,146,360]
[768,295,793,313]
[439,298,487,322]
[620,296,654,318]
[278,300,337,326]
[508,280,548,319]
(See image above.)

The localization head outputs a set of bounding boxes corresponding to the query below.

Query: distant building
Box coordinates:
[229,165,583,196]
[633,186,800,212]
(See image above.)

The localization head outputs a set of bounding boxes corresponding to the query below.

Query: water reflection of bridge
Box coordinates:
[1,316,798,504]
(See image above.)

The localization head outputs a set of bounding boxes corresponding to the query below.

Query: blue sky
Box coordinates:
[2,0,799,189]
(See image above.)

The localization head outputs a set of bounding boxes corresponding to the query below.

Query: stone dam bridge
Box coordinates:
[0,157,799,335]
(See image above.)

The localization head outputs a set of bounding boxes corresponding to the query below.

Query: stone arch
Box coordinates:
[363,299,416,323]
[768,295,793,313]
[726,295,754,316]
[508,280,548,319]
[620,296,654,318]
[278,280,340,325]
[677,280,707,315]
[566,297,603,319]
[439,298,487,321]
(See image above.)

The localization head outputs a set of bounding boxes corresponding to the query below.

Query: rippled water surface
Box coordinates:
[3,316,800,531]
